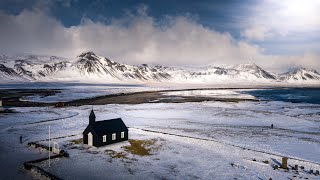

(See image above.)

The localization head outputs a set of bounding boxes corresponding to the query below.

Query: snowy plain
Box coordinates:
[1,86,320,180]
[0,83,163,103]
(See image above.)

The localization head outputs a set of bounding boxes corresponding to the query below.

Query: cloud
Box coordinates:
[246,0,320,36]
[255,53,320,72]
[0,7,319,72]
[241,25,272,41]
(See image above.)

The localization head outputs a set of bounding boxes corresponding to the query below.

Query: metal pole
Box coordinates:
[49,125,50,167]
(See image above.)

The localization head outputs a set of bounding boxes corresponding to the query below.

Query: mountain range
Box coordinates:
[0,51,319,85]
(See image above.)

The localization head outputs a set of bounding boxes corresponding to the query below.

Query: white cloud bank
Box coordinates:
[242,0,320,41]
[0,8,319,71]
[241,26,272,41]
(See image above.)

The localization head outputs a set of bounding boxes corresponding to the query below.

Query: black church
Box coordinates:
[83,110,128,147]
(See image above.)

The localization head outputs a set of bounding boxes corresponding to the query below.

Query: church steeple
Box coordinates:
[89,109,96,125]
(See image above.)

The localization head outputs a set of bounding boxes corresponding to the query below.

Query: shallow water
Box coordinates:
[241,88,320,104]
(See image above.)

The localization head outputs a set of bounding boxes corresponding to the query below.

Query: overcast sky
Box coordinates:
[0,0,319,71]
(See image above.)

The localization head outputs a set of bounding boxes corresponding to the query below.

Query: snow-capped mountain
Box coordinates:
[233,64,276,80]
[279,68,320,81]
[71,51,171,81]
[0,51,319,85]
[0,52,172,83]
[0,54,68,81]
[0,64,27,81]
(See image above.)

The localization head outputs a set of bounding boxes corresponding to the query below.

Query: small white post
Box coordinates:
[49,125,51,167]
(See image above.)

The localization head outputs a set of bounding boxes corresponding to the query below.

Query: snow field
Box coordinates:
[1,100,319,179]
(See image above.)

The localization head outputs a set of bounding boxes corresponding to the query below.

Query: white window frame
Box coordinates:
[121,132,125,138]
[103,135,106,142]
[112,133,116,140]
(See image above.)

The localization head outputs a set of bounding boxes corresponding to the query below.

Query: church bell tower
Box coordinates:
[89,109,96,125]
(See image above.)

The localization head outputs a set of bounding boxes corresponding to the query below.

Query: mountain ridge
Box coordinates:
[0,51,319,85]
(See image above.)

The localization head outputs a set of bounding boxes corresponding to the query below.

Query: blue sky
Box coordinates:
[0,0,319,70]
[0,1,251,27]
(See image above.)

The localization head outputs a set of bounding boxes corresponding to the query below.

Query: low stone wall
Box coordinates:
[24,141,69,179]
[23,153,65,180]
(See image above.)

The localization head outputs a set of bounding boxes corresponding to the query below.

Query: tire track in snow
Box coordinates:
[129,127,320,166]
[35,133,81,143]
[22,111,79,125]
[102,106,320,135]
[1,111,79,134]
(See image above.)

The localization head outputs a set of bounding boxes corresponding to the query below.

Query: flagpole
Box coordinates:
[49,125,50,167]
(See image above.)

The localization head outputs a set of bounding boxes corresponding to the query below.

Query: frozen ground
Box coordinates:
[18,85,162,103]
[0,99,319,179]
[164,89,256,99]
[18,87,258,104]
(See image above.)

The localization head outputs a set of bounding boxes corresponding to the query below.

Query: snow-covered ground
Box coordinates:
[1,99,319,179]
[19,85,162,103]
[164,89,256,99]
[9,84,256,103]
[21,88,256,103]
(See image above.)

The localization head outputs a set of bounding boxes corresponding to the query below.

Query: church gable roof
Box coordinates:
[92,118,128,135]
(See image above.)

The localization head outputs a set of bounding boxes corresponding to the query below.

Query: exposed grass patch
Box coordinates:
[123,138,163,156]
[105,149,129,159]
[70,138,82,144]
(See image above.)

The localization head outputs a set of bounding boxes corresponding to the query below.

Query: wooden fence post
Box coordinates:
[281,157,288,169]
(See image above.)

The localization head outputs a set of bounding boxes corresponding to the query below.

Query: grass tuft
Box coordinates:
[123,138,162,156]
[70,138,83,144]
[105,149,128,159]
[262,160,269,164]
